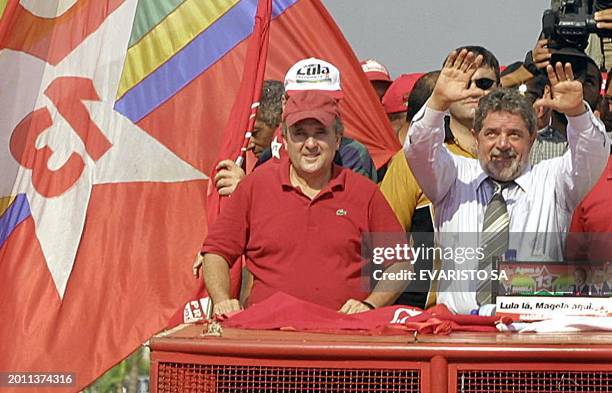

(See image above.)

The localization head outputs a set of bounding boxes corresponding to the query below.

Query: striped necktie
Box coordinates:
[476,179,512,306]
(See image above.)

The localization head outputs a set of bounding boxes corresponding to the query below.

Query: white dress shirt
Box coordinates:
[404,104,610,314]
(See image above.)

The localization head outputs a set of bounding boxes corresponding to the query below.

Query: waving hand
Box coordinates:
[428,49,484,112]
[534,62,586,117]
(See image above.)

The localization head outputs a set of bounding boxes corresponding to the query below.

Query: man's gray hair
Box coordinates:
[333,116,344,135]
[474,88,537,135]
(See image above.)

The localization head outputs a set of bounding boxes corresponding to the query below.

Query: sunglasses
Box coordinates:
[468,78,496,90]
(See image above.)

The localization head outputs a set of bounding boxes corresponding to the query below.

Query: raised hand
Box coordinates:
[534,62,586,117]
[428,49,484,112]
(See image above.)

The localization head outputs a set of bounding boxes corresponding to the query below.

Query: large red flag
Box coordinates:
[0,0,207,390]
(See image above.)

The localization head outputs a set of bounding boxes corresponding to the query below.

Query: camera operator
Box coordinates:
[524,40,602,163]
[549,0,612,31]
[520,0,610,163]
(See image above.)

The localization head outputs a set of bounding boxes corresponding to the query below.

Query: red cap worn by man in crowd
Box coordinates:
[382,73,423,144]
[360,59,392,101]
[282,90,340,127]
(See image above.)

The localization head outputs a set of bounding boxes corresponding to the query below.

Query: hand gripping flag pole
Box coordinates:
[170,0,272,325]
[235,101,260,168]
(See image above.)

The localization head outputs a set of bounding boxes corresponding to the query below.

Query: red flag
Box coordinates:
[220,292,508,335]
[136,0,399,177]
[169,0,273,326]
[208,0,273,227]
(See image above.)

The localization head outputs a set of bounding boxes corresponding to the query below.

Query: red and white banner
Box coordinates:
[0,1,206,390]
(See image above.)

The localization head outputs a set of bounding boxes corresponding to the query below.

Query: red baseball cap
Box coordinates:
[282,90,340,128]
[360,59,392,83]
[382,73,424,114]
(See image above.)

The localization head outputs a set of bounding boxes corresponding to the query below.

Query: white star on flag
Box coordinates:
[0,0,206,298]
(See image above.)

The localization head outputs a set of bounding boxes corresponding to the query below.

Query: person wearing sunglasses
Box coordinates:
[432,45,500,162]
[444,46,500,158]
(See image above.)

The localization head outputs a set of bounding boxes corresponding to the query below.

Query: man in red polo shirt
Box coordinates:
[566,149,612,263]
[195,90,410,315]
[570,151,612,233]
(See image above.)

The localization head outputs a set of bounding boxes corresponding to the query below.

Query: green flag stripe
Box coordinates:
[129,0,186,47]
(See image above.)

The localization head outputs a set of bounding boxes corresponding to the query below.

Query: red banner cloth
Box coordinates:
[220,292,512,335]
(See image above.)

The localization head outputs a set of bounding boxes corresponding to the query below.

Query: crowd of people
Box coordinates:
[193,23,612,316]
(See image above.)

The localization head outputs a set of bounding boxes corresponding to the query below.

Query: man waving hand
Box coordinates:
[404,49,610,314]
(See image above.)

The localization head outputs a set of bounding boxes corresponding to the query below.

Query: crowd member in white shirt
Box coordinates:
[404,49,610,314]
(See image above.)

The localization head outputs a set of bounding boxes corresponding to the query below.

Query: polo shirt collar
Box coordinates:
[279,155,345,193]
[327,165,346,191]
[279,155,293,188]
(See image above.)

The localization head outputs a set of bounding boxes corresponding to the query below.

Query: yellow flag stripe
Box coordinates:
[0,195,16,218]
[117,0,239,100]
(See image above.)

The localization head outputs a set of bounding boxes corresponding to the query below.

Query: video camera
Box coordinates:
[542,0,612,52]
